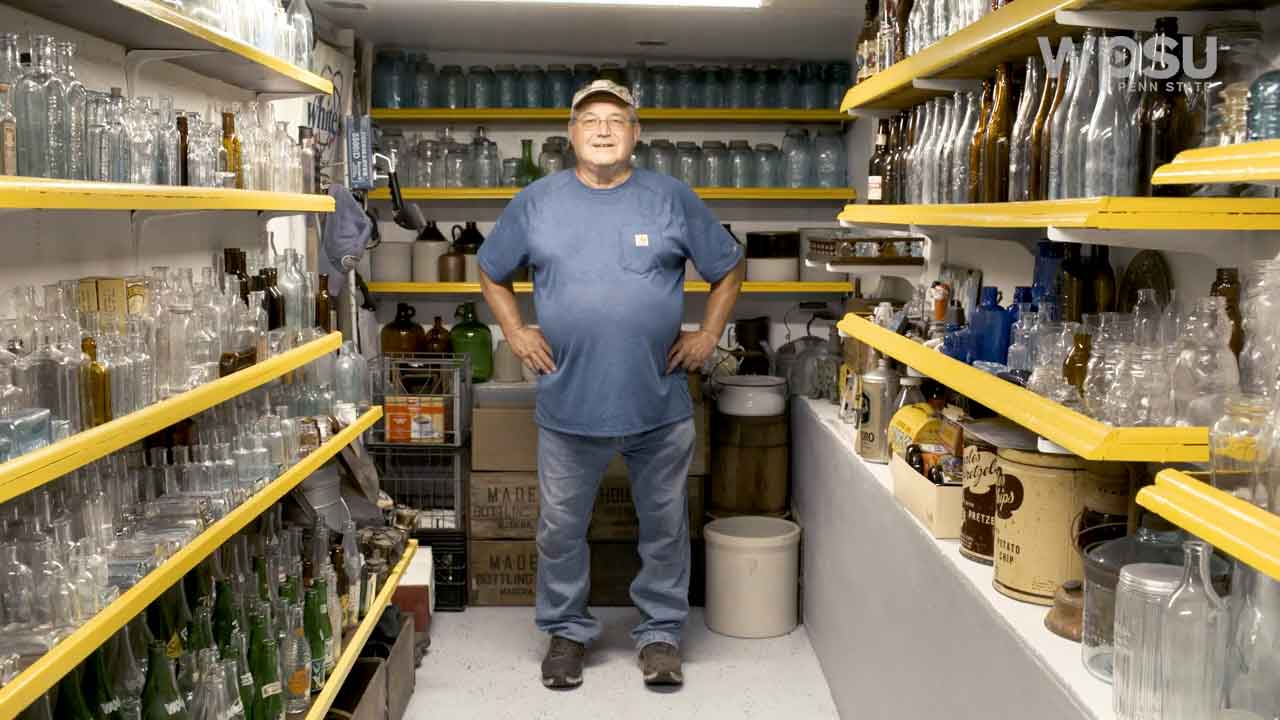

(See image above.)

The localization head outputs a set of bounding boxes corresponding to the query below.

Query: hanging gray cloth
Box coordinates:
[319,183,374,296]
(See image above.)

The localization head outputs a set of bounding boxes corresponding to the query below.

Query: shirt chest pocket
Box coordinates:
[618,226,674,275]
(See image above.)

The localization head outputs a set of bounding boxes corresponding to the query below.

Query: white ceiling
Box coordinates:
[313,0,863,62]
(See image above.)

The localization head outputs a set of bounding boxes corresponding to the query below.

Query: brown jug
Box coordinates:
[438,245,466,282]
[424,316,452,353]
[380,302,427,354]
[452,221,485,253]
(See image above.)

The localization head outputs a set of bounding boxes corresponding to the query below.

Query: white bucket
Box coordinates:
[704,516,801,638]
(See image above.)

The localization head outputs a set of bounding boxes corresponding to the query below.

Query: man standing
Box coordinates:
[478,79,745,690]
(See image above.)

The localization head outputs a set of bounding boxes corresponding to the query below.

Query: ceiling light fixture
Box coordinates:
[451,0,768,7]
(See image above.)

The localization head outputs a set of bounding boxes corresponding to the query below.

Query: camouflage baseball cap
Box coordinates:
[571,79,636,110]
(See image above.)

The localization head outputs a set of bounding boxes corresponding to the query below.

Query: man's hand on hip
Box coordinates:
[508,325,556,374]
[666,330,718,374]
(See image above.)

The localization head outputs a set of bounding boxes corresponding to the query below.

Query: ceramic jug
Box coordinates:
[438,245,467,282]
[380,303,427,355]
[452,221,485,252]
[451,302,493,383]
[413,220,449,282]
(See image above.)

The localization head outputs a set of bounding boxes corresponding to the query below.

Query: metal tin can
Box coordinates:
[855,358,899,463]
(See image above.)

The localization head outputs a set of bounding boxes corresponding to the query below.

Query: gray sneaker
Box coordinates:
[638,641,683,686]
[541,636,585,689]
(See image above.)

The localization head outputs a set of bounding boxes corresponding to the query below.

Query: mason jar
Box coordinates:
[750,65,771,108]
[626,60,650,109]
[413,58,437,108]
[701,140,729,187]
[813,128,847,188]
[501,157,520,186]
[675,141,702,186]
[729,140,755,188]
[826,62,852,109]
[415,140,445,188]
[466,65,495,108]
[649,139,676,176]
[598,63,625,85]
[799,62,825,110]
[445,143,473,187]
[728,66,752,108]
[754,143,781,187]
[440,65,466,109]
[573,64,598,93]
[630,140,650,170]
[674,64,699,108]
[650,66,674,108]
[494,64,519,108]
[701,66,727,108]
[519,65,546,108]
[546,64,574,107]
[782,128,812,187]
[538,141,565,175]
[779,63,802,109]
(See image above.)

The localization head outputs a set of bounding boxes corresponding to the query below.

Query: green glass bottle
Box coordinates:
[251,636,284,720]
[17,692,54,720]
[147,583,193,661]
[303,587,328,691]
[450,302,493,383]
[141,642,191,720]
[211,579,239,651]
[55,667,97,720]
[514,138,543,187]
[105,625,145,720]
[186,603,216,656]
[81,646,125,720]
[225,629,255,720]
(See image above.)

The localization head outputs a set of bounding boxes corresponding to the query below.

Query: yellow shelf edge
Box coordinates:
[372,187,854,202]
[837,314,1209,462]
[0,177,335,212]
[0,332,342,504]
[371,108,847,122]
[837,197,1280,232]
[841,0,1085,111]
[366,281,852,294]
[1139,470,1280,581]
[1152,140,1280,186]
[114,0,334,95]
[0,407,384,720]
[302,539,417,720]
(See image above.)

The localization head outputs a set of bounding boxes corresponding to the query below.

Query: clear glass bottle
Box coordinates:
[1113,563,1182,720]
[54,41,87,181]
[1061,29,1101,199]
[15,35,68,179]
[107,89,130,183]
[283,602,310,714]
[1169,298,1241,426]
[949,91,979,203]
[1046,45,1079,200]
[1008,57,1044,201]
[1159,541,1227,720]
[155,96,181,186]
[1209,394,1270,500]
[1084,36,1138,197]
[128,97,157,185]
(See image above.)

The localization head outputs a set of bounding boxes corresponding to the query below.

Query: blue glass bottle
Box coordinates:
[971,287,1013,364]
[943,323,976,364]
[1007,286,1034,327]
[1032,241,1064,300]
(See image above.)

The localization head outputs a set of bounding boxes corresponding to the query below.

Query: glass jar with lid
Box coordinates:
[674,141,702,186]
[701,67,726,108]
[439,65,466,109]
[700,140,729,187]
[466,65,495,108]
[781,127,812,187]
[538,141,565,175]
[546,65,573,107]
[519,65,546,108]
[799,62,825,110]
[649,139,676,176]
[475,141,500,188]
[494,64,518,108]
[572,64,598,92]
[626,60,650,109]
[546,135,573,167]
[813,128,847,188]
[415,139,445,188]
[728,66,752,108]
[728,140,755,188]
[674,65,699,108]
[500,157,520,186]
[754,143,781,187]
[1200,22,1263,147]
[750,65,772,108]
[630,140,650,170]
[445,142,473,187]
[779,63,802,109]
[825,63,851,109]
[650,66,674,108]
[414,57,437,108]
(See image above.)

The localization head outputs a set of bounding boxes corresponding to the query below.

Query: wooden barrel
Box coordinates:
[710,412,789,515]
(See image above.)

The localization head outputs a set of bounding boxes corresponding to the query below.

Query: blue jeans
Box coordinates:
[535,417,695,650]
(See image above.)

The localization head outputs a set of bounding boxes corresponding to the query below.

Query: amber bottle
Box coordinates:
[1138,17,1197,197]
[967,80,993,203]
[423,316,452,353]
[867,119,891,204]
[1087,245,1116,314]
[1056,244,1089,322]
[1063,331,1092,393]
[314,274,332,333]
[1210,267,1243,358]
[981,63,1014,203]
[1037,60,1069,201]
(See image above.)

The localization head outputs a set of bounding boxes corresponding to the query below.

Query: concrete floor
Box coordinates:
[405,606,839,719]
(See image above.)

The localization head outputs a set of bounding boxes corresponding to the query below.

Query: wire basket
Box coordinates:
[370,444,467,531]
[370,352,472,447]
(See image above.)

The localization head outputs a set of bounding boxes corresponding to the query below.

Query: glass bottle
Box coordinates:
[128,98,157,185]
[261,269,285,331]
[0,79,15,175]
[81,312,113,427]
[981,63,1014,203]
[966,80,992,202]
[1007,58,1044,202]
[856,0,880,84]
[1061,29,1101,200]
[221,112,243,189]
[283,603,310,713]
[1209,394,1269,500]
[1027,63,1058,201]
[1046,45,1079,200]
[1211,267,1244,359]
[218,660,246,720]
[970,287,1012,364]
[107,625,145,720]
[781,127,811,189]
[867,118,891,204]
[1084,36,1138,197]
[54,41,87,181]
[141,641,190,720]
[1132,288,1162,349]
[15,35,68,179]
[1113,564,1183,720]
[949,91,979,204]
[513,138,541,187]
[451,302,492,383]
[1139,17,1196,198]
[226,629,254,719]
[906,103,930,203]
[1087,245,1117,315]
[55,666,98,720]
[1057,244,1089,323]
[1159,541,1226,720]
[924,97,951,203]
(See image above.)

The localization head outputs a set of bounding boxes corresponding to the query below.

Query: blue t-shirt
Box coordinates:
[478,169,743,437]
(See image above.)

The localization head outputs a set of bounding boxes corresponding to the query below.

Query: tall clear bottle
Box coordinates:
[929,96,956,204]
[1008,57,1045,201]
[107,89,130,182]
[1159,540,1226,720]
[950,90,979,203]
[1060,29,1101,199]
[1085,36,1138,197]
[1046,45,1079,200]
[15,35,69,179]
[157,269,198,398]
[156,96,181,186]
[128,98,157,185]
[55,42,87,181]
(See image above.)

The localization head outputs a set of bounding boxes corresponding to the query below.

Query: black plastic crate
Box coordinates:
[415,528,466,612]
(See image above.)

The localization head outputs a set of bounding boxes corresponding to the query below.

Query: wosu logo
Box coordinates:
[1038,33,1218,85]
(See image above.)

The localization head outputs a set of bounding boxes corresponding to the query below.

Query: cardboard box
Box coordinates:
[468,472,540,540]
[384,395,446,444]
[125,276,148,316]
[386,616,416,720]
[468,540,538,606]
[332,658,387,720]
[77,278,99,315]
[94,277,128,322]
[890,454,964,539]
[590,474,706,541]
[472,402,709,475]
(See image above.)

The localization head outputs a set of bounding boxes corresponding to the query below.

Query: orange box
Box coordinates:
[384,395,445,444]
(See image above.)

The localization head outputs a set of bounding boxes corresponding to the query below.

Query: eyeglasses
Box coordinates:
[576,115,633,132]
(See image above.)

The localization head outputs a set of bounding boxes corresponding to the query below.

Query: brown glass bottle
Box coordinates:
[1037,59,1069,201]
[1057,244,1088,322]
[261,269,285,331]
[1027,71,1057,201]
[176,113,189,187]
[380,303,427,355]
[967,80,993,203]
[423,316,452,353]
[856,0,880,84]
[981,63,1014,203]
[883,116,901,204]
[1063,331,1092,393]
[1138,17,1197,197]
[867,119,891,204]
[221,111,242,189]
[1087,245,1116,313]
[315,274,332,333]
[1210,267,1243,358]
